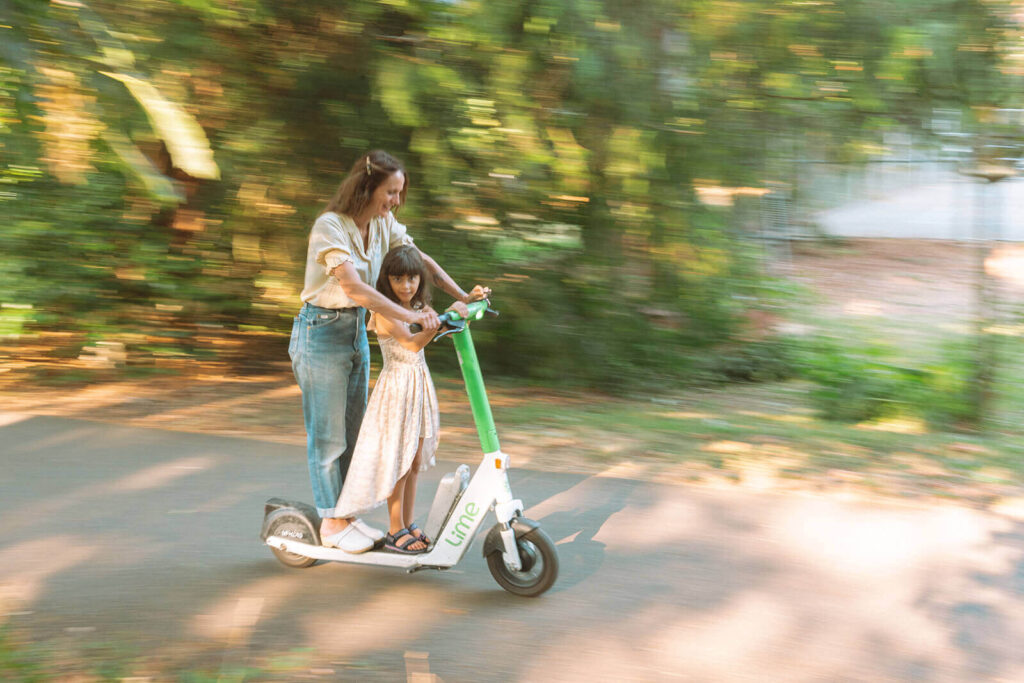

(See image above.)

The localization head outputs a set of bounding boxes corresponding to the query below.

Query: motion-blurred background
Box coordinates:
[2,0,1024,425]
[6,4,1024,677]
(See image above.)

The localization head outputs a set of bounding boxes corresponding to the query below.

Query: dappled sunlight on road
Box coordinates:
[589,496,707,549]
[592,460,658,481]
[5,451,218,532]
[530,472,712,549]
[4,415,1024,679]
[305,583,446,659]
[514,481,1024,680]
[192,577,293,646]
[770,499,998,578]
[14,422,112,453]
[649,594,808,678]
[517,594,803,680]
[0,536,100,617]
[110,455,214,492]
[526,474,635,532]
[0,412,30,427]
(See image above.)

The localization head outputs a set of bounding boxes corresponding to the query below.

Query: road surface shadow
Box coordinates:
[4,416,1024,680]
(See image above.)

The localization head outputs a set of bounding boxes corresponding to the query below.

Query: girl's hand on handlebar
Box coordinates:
[465,284,491,302]
[446,301,470,319]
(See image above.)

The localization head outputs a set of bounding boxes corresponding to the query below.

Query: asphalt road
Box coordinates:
[2,414,1023,681]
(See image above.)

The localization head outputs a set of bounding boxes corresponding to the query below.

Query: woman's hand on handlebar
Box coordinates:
[465,284,491,302]
[446,301,470,319]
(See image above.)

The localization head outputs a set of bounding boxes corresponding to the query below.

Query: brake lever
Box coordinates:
[433,318,465,341]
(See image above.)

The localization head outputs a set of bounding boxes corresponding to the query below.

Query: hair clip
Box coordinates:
[366,157,372,176]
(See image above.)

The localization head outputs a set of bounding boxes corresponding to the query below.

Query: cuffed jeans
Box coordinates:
[289,303,370,518]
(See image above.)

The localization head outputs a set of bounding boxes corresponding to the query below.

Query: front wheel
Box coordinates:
[486,528,558,597]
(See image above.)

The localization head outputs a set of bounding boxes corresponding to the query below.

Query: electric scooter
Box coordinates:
[260,300,558,597]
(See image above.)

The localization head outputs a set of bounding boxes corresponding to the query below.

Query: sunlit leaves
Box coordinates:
[34,67,103,184]
[100,71,219,180]
[101,129,182,204]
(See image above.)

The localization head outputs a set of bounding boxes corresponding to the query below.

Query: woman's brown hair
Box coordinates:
[376,245,431,310]
[323,150,408,218]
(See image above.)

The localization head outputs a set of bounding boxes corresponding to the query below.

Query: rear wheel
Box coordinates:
[265,509,318,569]
[486,527,558,597]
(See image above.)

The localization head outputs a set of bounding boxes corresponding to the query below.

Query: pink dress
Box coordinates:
[335,319,439,517]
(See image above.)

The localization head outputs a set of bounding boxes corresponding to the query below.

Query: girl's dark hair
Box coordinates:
[323,150,407,218]
[376,245,431,310]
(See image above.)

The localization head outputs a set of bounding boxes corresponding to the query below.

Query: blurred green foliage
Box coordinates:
[1,0,1022,385]
[798,333,982,430]
[800,335,917,422]
[0,626,44,682]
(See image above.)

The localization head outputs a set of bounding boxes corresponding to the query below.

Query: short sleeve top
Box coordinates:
[299,211,415,309]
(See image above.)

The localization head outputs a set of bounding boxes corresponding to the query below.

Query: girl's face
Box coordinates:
[388,273,421,305]
[371,171,405,218]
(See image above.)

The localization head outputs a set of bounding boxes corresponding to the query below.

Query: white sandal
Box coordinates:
[321,524,373,553]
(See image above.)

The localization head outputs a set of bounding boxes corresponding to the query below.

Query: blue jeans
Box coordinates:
[289,303,369,518]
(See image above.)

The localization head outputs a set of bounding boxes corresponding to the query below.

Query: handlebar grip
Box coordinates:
[409,311,454,334]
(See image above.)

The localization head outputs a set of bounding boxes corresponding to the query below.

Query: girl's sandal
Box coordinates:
[385,528,428,555]
[407,522,431,546]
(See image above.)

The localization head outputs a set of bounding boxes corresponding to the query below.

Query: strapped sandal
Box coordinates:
[385,528,428,555]
[407,522,432,546]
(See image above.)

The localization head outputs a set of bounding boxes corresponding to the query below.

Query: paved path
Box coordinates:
[2,415,1024,681]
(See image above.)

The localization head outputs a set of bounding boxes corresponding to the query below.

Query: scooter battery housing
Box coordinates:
[424,464,470,541]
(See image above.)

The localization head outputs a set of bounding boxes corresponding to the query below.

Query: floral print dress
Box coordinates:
[335,318,439,517]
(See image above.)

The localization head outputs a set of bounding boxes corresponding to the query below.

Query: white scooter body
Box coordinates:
[264,449,524,570]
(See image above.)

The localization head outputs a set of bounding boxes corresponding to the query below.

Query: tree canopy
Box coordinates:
[2,0,1022,385]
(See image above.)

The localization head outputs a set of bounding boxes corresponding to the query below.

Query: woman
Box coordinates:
[289,150,489,553]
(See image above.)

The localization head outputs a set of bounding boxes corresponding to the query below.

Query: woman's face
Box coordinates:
[371,171,405,218]
[388,273,420,305]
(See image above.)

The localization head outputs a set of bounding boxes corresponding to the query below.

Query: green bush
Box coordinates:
[797,337,913,422]
[797,334,980,429]
[911,339,977,429]
[693,336,801,385]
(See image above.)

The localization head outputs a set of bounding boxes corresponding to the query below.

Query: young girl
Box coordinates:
[335,245,471,553]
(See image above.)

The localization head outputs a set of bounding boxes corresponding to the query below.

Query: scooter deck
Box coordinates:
[266,535,447,569]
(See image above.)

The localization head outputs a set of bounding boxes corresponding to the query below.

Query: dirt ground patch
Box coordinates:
[787,238,1024,328]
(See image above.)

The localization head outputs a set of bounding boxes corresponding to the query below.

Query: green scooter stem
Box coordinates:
[451,324,501,454]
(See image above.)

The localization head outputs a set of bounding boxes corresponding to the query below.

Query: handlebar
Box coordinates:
[409,299,497,336]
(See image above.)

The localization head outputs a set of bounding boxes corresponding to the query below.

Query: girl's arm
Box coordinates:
[418,250,491,303]
[333,262,440,329]
[377,308,440,352]
[381,301,470,353]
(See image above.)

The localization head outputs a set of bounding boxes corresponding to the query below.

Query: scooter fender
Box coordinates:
[260,498,320,542]
[482,516,541,558]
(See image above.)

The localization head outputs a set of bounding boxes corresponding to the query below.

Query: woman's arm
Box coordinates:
[332,262,439,329]
[377,308,440,352]
[418,250,491,303]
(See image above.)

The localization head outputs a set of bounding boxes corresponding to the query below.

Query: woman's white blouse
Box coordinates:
[299,211,415,309]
